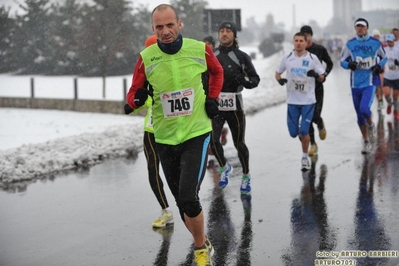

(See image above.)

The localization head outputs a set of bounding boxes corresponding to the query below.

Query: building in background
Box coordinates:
[356,10,399,30]
[333,0,362,31]
[333,0,399,33]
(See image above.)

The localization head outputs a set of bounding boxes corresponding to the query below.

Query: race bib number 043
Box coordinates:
[218,92,237,111]
[160,88,194,118]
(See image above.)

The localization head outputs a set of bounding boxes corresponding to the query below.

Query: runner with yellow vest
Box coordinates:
[126,4,223,266]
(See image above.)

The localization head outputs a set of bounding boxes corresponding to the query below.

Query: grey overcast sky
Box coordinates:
[1,0,398,29]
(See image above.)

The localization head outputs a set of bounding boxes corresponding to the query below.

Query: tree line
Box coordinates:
[0,0,208,77]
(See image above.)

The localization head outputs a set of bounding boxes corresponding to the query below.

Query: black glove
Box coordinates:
[134,88,152,107]
[306,70,320,79]
[205,98,219,119]
[348,61,358,71]
[371,64,382,75]
[235,74,247,85]
[278,78,287,86]
[394,59,399,66]
[124,104,134,115]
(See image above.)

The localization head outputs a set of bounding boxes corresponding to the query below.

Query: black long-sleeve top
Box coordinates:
[306,42,334,85]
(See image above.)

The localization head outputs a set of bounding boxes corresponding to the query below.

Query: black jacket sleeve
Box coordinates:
[239,51,260,89]
[321,47,333,75]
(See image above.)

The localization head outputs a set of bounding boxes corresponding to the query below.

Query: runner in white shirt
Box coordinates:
[392,28,399,48]
[275,32,325,171]
[372,29,385,111]
[382,33,399,119]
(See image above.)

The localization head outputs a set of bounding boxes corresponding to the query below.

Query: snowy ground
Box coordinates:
[0,44,287,183]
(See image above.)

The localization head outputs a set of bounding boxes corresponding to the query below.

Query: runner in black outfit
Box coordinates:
[300,25,333,156]
[210,21,260,195]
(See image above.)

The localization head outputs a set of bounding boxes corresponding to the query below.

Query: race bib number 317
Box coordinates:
[160,88,194,118]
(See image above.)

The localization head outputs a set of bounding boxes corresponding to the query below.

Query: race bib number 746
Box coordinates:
[160,88,194,118]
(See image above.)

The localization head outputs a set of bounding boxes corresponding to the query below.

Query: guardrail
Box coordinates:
[0,77,134,115]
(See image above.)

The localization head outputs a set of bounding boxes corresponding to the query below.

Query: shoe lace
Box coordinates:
[219,165,230,180]
[219,173,227,182]
[194,249,209,265]
[241,179,249,189]
[156,212,170,223]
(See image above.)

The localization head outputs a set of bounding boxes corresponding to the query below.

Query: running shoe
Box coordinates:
[301,157,310,171]
[221,127,228,145]
[194,238,214,266]
[319,122,327,140]
[204,237,214,257]
[218,163,233,189]
[394,110,399,120]
[240,175,251,195]
[368,122,377,143]
[152,209,174,228]
[361,141,371,154]
[310,154,318,164]
[308,143,318,156]
[387,104,392,114]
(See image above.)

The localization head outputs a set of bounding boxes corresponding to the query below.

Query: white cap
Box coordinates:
[372,29,381,37]
[354,18,368,28]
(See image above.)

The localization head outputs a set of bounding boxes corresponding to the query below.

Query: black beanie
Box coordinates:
[219,21,237,37]
[203,35,215,46]
[354,18,369,28]
[300,25,313,36]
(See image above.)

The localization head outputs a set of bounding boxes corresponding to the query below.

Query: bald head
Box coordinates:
[152,4,179,22]
[151,4,182,44]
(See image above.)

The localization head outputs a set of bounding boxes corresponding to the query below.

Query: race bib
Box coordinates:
[387,63,398,71]
[218,92,237,111]
[160,88,194,118]
[355,56,374,69]
[290,79,309,93]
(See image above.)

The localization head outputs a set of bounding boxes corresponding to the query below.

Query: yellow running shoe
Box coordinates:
[152,209,174,228]
[194,238,214,266]
[204,237,214,256]
[308,143,318,156]
[319,125,327,140]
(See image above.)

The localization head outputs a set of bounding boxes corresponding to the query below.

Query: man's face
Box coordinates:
[294,35,307,52]
[387,40,394,48]
[355,24,368,37]
[218,28,235,47]
[304,33,312,47]
[393,30,399,41]
[152,7,182,44]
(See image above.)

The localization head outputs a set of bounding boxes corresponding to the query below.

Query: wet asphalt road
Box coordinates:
[1,66,399,266]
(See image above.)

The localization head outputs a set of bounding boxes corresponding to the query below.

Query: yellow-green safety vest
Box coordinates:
[140,38,210,145]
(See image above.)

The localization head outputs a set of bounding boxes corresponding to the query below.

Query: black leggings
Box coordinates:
[210,110,249,174]
[143,131,169,210]
[310,85,324,144]
[156,133,210,221]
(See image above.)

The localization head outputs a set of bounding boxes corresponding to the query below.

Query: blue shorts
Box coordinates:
[287,104,315,138]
